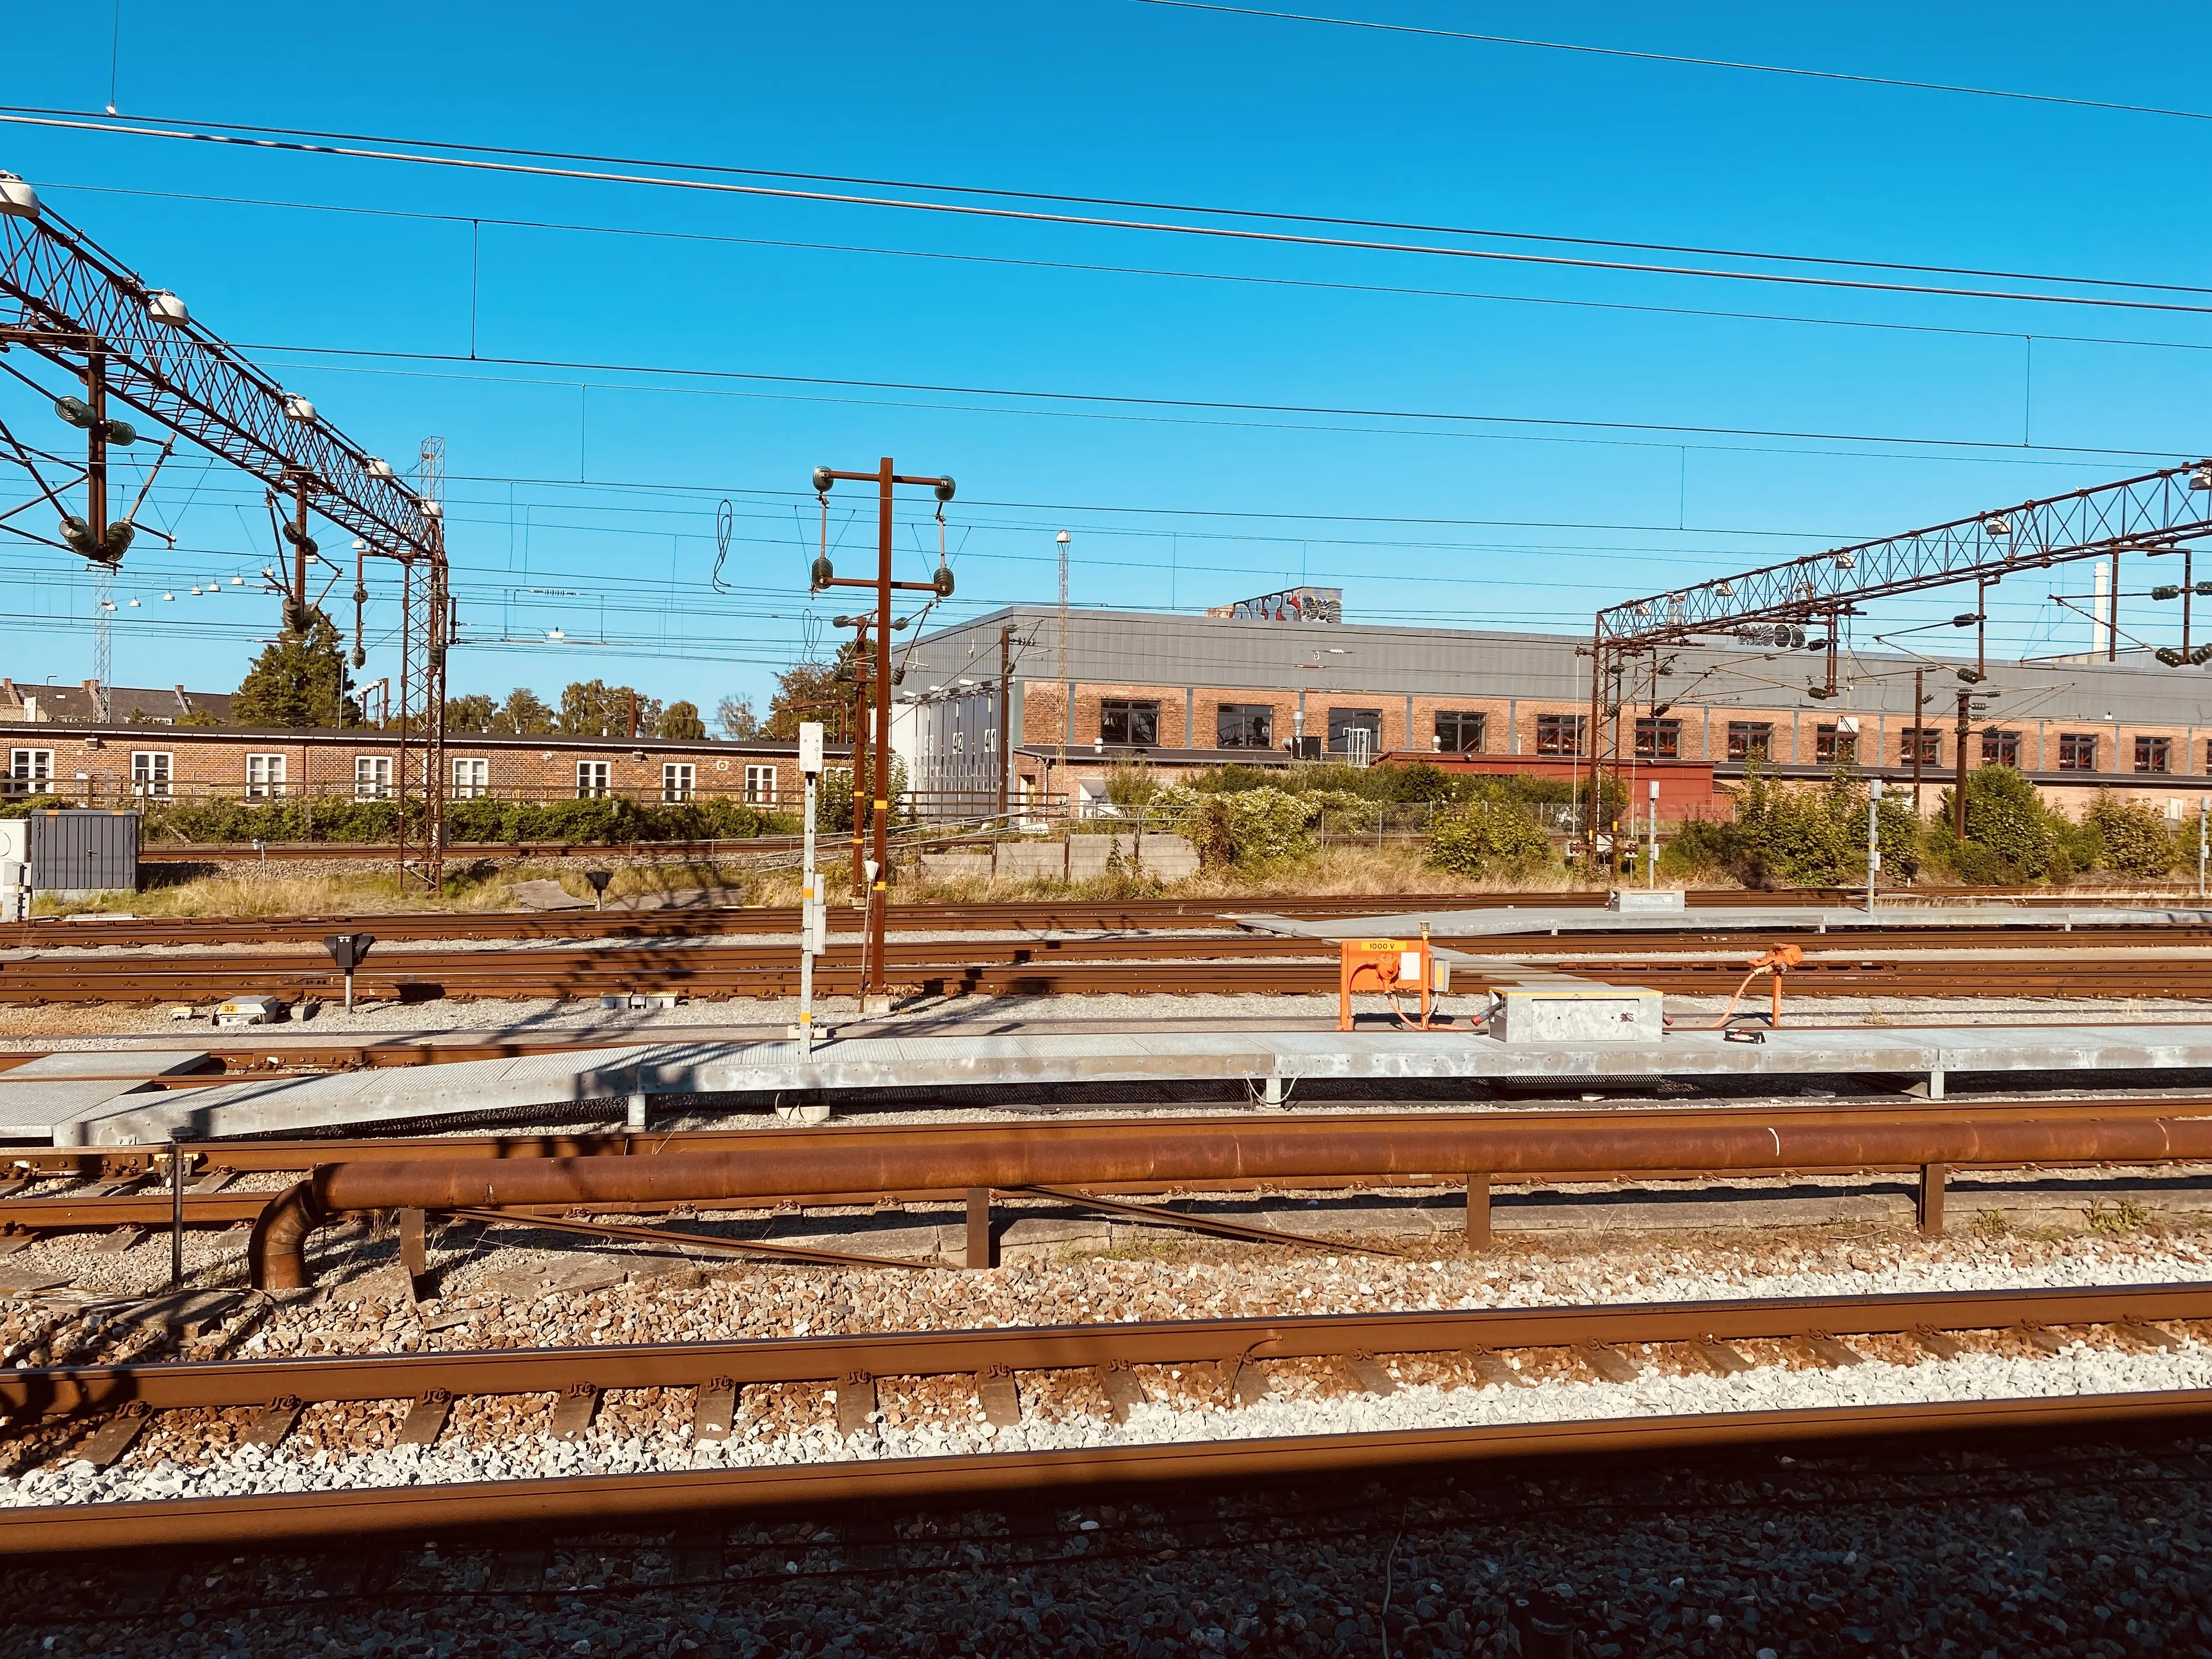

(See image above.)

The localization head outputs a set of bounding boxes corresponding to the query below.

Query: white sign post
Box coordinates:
[797,722,825,1054]
[1644,780,1659,889]
[1867,778,1884,916]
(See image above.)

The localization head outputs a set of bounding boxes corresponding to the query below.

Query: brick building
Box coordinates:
[0,719,817,810]
[893,606,2212,824]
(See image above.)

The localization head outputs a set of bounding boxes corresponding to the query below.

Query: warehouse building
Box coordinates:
[893,603,2212,823]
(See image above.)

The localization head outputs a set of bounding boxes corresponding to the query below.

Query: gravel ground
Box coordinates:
[6,1219,2212,1501]
[7,1431,2209,1658]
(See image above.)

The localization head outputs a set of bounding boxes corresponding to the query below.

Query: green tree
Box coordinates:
[493,688,556,735]
[658,700,707,741]
[764,654,857,739]
[231,609,356,729]
[558,679,662,738]
[444,693,497,732]
[2081,789,2179,876]
[715,695,760,740]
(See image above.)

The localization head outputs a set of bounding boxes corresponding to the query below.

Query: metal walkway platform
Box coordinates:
[32,1022,2212,1146]
[1231,905,2212,939]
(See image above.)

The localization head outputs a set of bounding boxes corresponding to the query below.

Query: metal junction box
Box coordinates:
[26,809,139,896]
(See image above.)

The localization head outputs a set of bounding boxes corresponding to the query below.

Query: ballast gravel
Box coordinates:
[5,1334,2212,1514]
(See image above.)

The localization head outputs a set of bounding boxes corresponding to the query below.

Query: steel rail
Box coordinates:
[7,1391,2211,1555]
[5,1285,2212,1552]
[249,1109,2212,1286]
[0,885,2174,951]
[12,941,2212,1005]
[12,1281,2211,1416]
[7,1090,2201,1176]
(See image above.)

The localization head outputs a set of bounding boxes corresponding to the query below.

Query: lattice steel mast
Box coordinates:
[1583,461,2212,864]
[0,171,449,884]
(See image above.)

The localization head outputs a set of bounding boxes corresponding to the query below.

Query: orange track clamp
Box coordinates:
[1338,931,1438,1031]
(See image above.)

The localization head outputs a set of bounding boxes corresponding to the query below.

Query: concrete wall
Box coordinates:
[918,833,1199,883]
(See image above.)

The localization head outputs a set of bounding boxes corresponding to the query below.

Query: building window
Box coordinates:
[1434,710,1486,754]
[1814,724,1856,765]
[2057,732,2099,771]
[451,757,489,799]
[354,755,392,800]
[1216,704,1273,749]
[245,753,287,799]
[2136,735,2174,775]
[662,762,696,804]
[5,749,52,795]
[575,760,611,799]
[129,751,172,797]
[1635,717,1681,759]
[743,764,777,805]
[1535,714,1584,756]
[1725,721,1773,761]
[1099,699,1160,747]
[1980,729,2022,767]
[1900,726,1941,765]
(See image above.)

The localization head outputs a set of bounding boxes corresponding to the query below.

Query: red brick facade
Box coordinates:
[0,724,819,808]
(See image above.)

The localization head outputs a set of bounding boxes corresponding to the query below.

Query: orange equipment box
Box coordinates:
[1338,934,1436,1031]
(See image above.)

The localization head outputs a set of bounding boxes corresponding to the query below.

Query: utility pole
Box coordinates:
[997,622,1014,822]
[810,459,956,1012]
[84,349,110,718]
[1911,667,1925,816]
[1953,690,1971,843]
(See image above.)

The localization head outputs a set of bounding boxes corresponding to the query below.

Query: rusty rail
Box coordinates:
[247,1109,2212,1288]
[4,1282,2212,1551]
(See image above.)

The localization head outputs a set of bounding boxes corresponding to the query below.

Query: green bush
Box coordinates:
[1426,797,1551,878]
[1928,765,2068,882]
[126,793,797,846]
[1674,768,1917,889]
[2079,790,2179,877]
[1163,785,1318,868]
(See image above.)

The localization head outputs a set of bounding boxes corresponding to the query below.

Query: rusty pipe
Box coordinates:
[249,1112,2212,1289]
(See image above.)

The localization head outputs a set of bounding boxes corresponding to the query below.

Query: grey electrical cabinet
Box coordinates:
[28,810,139,895]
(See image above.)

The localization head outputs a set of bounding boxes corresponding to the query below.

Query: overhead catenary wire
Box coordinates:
[4,108,2211,314]
[43,177,2212,362]
[1134,1,2212,128]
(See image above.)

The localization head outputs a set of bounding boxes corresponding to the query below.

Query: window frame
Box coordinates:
[6,748,53,795]
[1434,709,1487,754]
[2057,732,2100,771]
[662,761,696,804]
[450,757,489,799]
[1634,717,1682,759]
[1534,713,1584,757]
[1325,707,1384,755]
[1813,724,1857,765]
[1216,703,1274,749]
[1899,726,1941,765]
[1725,721,1773,762]
[1098,698,1161,747]
[743,763,778,805]
[353,755,393,800]
[1979,729,2022,767]
[129,750,173,798]
[575,759,612,799]
[2135,735,2174,775]
[245,752,287,799]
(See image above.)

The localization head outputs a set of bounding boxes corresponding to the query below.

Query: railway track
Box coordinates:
[6,884,2195,950]
[3,1282,2209,1550]
[4,935,2212,1002]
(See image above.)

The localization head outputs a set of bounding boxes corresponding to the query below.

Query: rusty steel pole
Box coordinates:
[83,348,108,564]
[809,459,956,1009]
[1912,667,1925,815]
[1953,691,1971,843]
[997,623,1014,822]
[292,477,312,629]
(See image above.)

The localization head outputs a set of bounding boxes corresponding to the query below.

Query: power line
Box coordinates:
[5,108,2211,314]
[43,178,2212,360]
[226,340,2185,461]
[1135,2,2212,127]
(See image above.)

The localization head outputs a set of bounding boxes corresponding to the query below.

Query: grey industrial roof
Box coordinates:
[910,606,2212,727]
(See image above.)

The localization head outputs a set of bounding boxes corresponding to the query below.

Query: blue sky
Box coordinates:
[2,1,2209,715]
